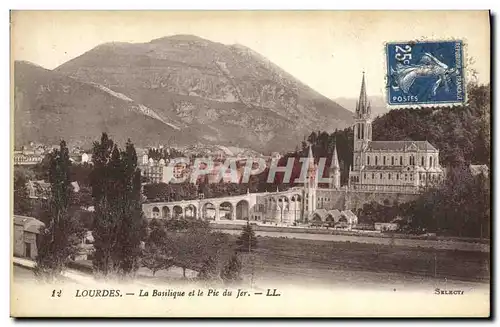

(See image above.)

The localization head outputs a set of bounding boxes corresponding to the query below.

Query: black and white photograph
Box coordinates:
[9,10,491,317]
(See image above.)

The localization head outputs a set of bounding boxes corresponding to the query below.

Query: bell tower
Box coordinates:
[353,72,372,170]
[304,145,317,216]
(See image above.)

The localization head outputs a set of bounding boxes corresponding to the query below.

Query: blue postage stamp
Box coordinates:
[386,40,465,106]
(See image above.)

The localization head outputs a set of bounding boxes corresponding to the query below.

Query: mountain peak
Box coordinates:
[150,34,212,43]
[22,35,353,152]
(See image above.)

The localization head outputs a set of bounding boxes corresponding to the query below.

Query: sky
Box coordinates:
[11,10,490,99]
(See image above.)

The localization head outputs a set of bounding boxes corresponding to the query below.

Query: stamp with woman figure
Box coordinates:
[386,40,465,106]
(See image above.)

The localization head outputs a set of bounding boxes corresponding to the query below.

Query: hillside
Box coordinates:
[44,35,353,152]
[334,96,388,118]
[13,61,193,148]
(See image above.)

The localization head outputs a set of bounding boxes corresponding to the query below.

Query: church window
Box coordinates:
[372,173,375,179]
[396,174,399,180]
[383,156,386,165]
[421,156,424,166]
[375,156,378,165]
[364,173,366,179]
[388,173,391,180]
[367,156,370,165]
[361,124,365,139]
[429,156,433,167]
[405,174,408,181]
[391,156,394,165]
[400,156,403,165]
[380,173,382,179]
[410,174,414,181]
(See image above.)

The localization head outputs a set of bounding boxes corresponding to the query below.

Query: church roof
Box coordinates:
[361,166,410,171]
[366,141,437,152]
[341,210,357,219]
[361,165,440,172]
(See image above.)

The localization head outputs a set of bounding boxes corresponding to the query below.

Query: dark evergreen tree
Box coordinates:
[35,140,82,280]
[90,133,116,276]
[236,222,258,252]
[116,140,148,274]
[91,134,147,277]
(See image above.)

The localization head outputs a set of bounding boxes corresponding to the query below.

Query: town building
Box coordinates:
[13,215,45,260]
[13,149,44,166]
[139,156,191,184]
[142,73,441,228]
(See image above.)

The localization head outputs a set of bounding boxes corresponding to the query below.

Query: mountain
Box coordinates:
[334,96,389,118]
[15,35,354,152]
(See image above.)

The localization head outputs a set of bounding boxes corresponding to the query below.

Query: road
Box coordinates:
[215,229,489,252]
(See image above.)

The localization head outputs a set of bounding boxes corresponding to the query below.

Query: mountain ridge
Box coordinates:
[15,35,354,152]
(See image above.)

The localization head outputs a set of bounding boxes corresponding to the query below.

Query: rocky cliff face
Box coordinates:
[15,35,353,153]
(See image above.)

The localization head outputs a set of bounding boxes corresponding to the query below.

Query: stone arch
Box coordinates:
[219,202,233,220]
[184,204,197,219]
[283,197,290,211]
[290,194,302,223]
[236,200,249,220]
[202,202,216,220]
[152,206,160,219]
[311,213,322,226]
[338,216,348,223]
[172,205,183,219]
[269,197,277,211]
[325,214,335,226]
[162,206,170,219]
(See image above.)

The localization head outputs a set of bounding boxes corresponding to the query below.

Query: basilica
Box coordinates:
[347,73,444,192]
[143,73,444,226]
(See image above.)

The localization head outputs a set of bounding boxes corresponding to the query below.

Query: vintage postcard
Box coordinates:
[10,10,491,318]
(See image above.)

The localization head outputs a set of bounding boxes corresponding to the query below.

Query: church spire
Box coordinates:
[356,72,371,118]
[306,144,315,168]
[308,144,314,161]
[330,144,339,169]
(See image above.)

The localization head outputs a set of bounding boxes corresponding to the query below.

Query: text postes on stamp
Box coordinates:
[386,40,465,106]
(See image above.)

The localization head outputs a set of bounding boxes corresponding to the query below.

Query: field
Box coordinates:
[12,234,490,290]
[211,222,490,244]
[235,235,490,288]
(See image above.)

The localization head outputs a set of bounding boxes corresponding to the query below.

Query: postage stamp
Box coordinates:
[386,40,465,106]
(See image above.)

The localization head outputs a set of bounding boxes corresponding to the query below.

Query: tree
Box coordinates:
[236,222,258,252]
[198,256,219,281]
[34,140,82,280]
[90,134,147,277]
[13,168,31,215]
[220,252,242,284]
[147,218,168,247]
[141,244,174,276]
[115,140,148,275]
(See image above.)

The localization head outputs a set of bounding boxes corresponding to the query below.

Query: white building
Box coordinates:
[348,73,444,192]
